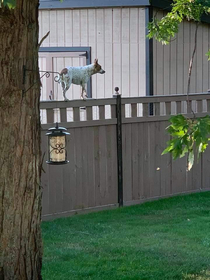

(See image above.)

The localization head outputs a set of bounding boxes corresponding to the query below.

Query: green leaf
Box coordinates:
[206,50,210,60]
[167,125,186,137]
[2,0,16,8]
[148,0,210,45]
[180,146,188,158]
[162,115,210,170]
[148,1,210,169]
[162,139,176,155]
[162,145,173,155]
[171,138,183,159]
[197,142,208,160]
[169,114,188,129]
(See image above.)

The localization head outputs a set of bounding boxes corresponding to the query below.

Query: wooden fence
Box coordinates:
[40,92,210,220]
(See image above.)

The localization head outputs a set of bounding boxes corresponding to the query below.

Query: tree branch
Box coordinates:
[187,23,199,118]
[41,151,46,174]
[38,31,50,48]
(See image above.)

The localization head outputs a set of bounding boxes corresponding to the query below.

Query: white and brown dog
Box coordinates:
[58,59,105,101]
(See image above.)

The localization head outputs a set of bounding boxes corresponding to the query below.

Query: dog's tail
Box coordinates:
[55,68,68,83]
[54,74,61,83]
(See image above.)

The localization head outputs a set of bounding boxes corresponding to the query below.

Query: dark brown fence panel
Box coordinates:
[122,120,172,205]
[41,93,210,219]
[41,123,118,220]
[122,118,208,206]
[202,145,210,190]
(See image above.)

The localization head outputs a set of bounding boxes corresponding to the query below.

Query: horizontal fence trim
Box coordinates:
[122,116,170,124]
[42,203,119,221]
[41,114,210,128]
[123,188,210,207]
[122,112,210,124]
[121,93,210,104]
[40,98,117,109]
[41,119,117,130]
[40,94,210,111]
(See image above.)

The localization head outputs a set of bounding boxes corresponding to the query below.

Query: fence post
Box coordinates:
[113,87,123,207]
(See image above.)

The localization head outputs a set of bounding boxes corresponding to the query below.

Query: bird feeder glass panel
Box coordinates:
[49,135,66,163]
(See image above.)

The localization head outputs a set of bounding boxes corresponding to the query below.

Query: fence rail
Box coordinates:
[40,92,210,125]
[41,92,210,220]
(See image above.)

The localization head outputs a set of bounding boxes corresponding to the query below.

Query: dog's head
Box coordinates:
[94,59,105,74]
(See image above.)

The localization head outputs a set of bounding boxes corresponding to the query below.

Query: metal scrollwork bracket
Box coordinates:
[22,65,61,94]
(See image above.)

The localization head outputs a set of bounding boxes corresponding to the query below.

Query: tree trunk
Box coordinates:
[0,1,42,279]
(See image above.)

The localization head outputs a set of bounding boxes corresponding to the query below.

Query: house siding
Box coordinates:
[153,9,210,96]
[39,7,147,99]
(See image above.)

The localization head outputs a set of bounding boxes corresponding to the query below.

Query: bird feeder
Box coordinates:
[46,123,70,165]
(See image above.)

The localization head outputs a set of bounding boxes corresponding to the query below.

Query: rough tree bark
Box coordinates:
[0,0,42,279]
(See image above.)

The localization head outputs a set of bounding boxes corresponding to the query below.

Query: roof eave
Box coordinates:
[39,0,150,10]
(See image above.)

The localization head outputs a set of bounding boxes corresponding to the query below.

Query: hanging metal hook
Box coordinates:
[22,66,61,94]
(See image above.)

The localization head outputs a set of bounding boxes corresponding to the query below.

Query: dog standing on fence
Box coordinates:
[58,59,105,101]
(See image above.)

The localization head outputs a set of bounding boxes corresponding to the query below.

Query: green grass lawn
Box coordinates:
[42,192,210,280]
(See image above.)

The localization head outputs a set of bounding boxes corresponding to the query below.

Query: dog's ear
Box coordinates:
[94,59,98,65]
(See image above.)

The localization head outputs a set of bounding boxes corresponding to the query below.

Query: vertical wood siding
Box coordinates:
[39,8,146,99]
[153,9,210,95]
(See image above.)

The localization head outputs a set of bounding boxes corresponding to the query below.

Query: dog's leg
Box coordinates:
[61,82,69,101]
[61,82,65,91]
[63,86,71,101]
[63,77,71,101]
[80,87,84,99]
[81,86,87,99]
[84,89,88,98]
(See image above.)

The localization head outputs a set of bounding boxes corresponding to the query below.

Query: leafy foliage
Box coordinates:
[147,0,210,45]
[162,115,210,170]
[148,13,181,44]
[0,0,16,8]
[148,0,210,169]
[206,49,210,60]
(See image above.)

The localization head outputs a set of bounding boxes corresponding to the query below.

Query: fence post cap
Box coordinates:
[113,87,120,98]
